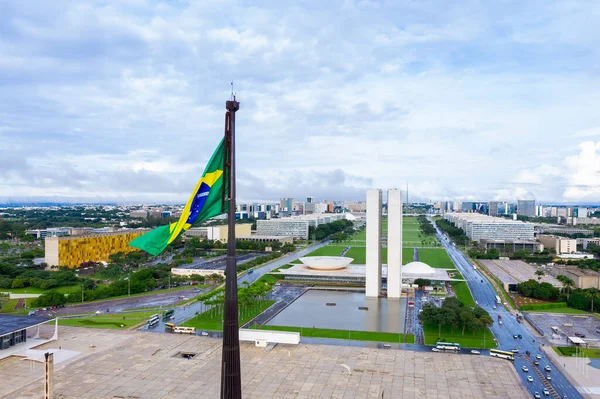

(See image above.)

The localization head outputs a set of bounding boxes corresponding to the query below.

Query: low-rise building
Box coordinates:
[479,239,539,254]
[537,234,577,254]
[444,213,534,242]
[577,238,600,250]
[552,266,599,289]
[44,229,150,269]
[183,224,252,242]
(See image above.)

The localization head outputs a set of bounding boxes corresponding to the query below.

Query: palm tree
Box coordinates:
[535,269,545,283]
[585,288,600,313]
[560,277,575,301]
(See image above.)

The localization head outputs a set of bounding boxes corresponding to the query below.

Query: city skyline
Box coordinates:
[1,1,599,204]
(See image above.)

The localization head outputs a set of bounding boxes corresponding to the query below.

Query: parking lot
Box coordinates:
[528,313,600,345]
[480,260,561,288]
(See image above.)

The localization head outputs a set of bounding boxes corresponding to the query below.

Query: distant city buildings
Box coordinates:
[517,200,536,217]
[184,224,252,242]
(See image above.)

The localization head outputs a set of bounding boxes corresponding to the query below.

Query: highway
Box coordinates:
[430,216,581,399]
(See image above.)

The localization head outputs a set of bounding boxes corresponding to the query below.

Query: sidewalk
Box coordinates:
[543,345,600,398]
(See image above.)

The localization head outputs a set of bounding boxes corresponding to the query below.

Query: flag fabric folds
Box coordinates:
[129,138,228,256]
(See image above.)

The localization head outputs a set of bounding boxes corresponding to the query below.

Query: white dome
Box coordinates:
[299,256,353,270]
[402,261,435,275]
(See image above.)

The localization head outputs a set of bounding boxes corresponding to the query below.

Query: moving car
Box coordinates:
[383,344,391,349]
[499,321,503,325]
[546,375,552,381]
[513,335,519,339]
[536,354,541,360]
[431,348,440,352]
[527,376,534,382]
[521,366,529,372]
[511,349,519,353]
[543,389,550,396]
[534,361,540,366]
[518,334,523,339]
[470,350,480,355]
[545,365,552,372]
[201,332,209,336]
[534,392,541,399]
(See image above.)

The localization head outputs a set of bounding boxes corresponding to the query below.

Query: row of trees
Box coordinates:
[418,296,493,337]
[309,220,354,241]
[467,248,500,259]
[516,279,561,300]
[417,216,436,235]
[434,219,470,246]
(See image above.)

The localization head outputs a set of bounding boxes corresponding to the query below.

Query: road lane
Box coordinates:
[430,216,581,399]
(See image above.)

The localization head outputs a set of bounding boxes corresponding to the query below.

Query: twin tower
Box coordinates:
[366,189,403,299]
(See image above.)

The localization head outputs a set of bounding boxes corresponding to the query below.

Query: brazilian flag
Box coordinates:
[129,138,228,256]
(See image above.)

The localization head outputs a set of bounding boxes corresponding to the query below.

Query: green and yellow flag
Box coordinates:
[129,138,228,256]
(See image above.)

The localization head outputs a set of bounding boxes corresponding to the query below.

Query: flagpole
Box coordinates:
[221,96,242,398]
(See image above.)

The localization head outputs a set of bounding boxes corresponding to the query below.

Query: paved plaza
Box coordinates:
[0,327,528,399]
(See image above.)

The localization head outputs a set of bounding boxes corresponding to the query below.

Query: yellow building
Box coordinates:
[44,229,150,269]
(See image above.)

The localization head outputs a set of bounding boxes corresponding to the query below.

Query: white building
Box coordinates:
[365,189,382,297]
[387,189,402,299]
[444,213,534,242]
[256,213,353,239]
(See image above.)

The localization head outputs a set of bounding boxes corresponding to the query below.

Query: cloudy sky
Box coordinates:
[1,1,599,204]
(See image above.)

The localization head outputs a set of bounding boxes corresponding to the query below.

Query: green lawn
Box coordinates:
[344,217,438,247]
[260,325,415,344]
[58,311,159,330]
[553,346,600,358]
[0,299,18,313]
[0,284,82,295]
[341,247,453,269]
[423,323,496,348]
[526,307,591,315]
[182,300,275,331]
[304,245,348,257]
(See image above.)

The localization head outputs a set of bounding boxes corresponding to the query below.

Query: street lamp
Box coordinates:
[81,283,84,304]
[128,272,131,297]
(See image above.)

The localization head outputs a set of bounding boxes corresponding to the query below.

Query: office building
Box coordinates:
[444,213,534,242]
[129,210,149,218]
[461,202,475,212]
[25,228,71,239]
[365,189,382,297]
[577,238,600,249]
[479,239,538,254]
[488,201,501,217]
[536,235,577,254]
[306,196,315,203]
[386,189,403,299]
[279,198,294,212]
[517,200,535,217]
[45,229,150,269]
[184,224,252,242]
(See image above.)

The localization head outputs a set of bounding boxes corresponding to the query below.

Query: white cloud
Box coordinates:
[0,1,599,203]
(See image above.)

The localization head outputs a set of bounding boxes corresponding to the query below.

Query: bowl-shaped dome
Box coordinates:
[299,256,353,270]
[402,261,435,275]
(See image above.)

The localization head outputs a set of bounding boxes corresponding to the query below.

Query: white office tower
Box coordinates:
[366,189,382,297]
[387,189,403,299]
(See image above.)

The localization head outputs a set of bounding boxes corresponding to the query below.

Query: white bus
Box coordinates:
[436,342,461,351]
[148,314,160,326]
[490,349,515,361]
[173,326,196,335]
[495,296,501,305]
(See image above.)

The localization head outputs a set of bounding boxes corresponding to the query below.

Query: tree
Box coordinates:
[585,288,600,313]
[33,291,66,307]
[557,275,575,301]
[413,278,432,288]
[535,269,545,283]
